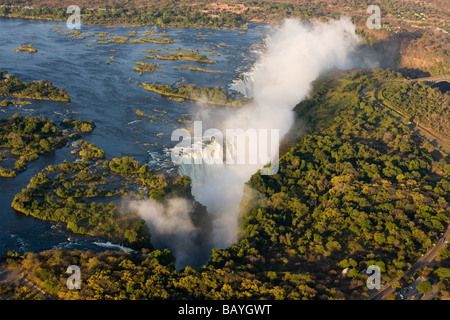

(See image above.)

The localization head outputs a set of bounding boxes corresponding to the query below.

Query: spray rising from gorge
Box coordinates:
[135,17,364,268]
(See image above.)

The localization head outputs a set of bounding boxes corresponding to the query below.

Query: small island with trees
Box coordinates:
[11,152,209,250]
[0,114,67,178]
[0,71,71,102]
[0,114,97,178]
[156,52,216,64]
[141,82,253,107]
[133,62,160,73]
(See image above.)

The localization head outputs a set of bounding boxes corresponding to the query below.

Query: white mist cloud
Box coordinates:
[127,197,200,269]
[188,17,362,249]
[254,18,359,107]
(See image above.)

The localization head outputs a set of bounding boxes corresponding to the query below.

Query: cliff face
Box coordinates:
[362,28,449,77]
[396,33,449,76]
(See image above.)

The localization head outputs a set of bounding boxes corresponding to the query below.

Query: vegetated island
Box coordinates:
[0,115,96,178]
[12,43,38,54]
[141,82,253,107]
[178,65,219,73]
[11,152,210,250]
[139,37,175,44]
[60,118,96,134]
[133,62,160,73]
[94,36,175,45]
[0,71,71,102]
[156,52,216,64]
[0,99,32,107]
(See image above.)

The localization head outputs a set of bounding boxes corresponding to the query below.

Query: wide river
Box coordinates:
[0,18,266,256]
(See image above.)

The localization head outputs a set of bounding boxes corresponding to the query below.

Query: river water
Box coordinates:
[0,18,266,256]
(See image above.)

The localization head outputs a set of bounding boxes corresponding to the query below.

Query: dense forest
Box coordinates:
[380,81,450,139]
[234,68,450,298]
[2,68,449,300]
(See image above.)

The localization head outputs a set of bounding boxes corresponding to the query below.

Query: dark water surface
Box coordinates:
[0,18,266,256]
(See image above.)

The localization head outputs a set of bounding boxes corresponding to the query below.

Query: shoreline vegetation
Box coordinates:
[60,119,96,133]
[0,71,71,103]
[94,36,175,45]
[10,156,149,249]
[141,82,253,107]
[0,114,66,178]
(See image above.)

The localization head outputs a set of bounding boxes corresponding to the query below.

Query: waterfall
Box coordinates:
[172,17,362,249]
[229,74,255,98]
[177,134,225,185]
